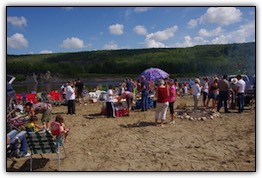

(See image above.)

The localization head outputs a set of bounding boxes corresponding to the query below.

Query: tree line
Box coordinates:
[7,42,255,80]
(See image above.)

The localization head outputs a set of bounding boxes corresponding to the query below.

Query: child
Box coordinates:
[24,102,52,129]
[55,115,70,142]
[25,116,45,132]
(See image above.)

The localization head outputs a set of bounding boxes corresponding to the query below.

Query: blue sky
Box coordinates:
[7,6,255,55]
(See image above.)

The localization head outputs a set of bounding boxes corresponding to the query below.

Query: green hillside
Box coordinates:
[7,42,255,80]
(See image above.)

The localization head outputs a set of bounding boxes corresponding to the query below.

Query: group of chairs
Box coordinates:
[16,91,65,106]
[7,121,67,171]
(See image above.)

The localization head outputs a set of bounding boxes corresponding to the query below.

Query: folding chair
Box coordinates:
[26,130,67,171]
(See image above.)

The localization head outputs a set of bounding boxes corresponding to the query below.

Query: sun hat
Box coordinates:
[194,78,200,84]
[231,78,238,84]
[15,105,24,112]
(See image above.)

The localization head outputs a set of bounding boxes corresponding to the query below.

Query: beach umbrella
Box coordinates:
[140,67,169,81]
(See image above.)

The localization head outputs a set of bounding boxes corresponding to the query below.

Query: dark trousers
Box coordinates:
[237,93,244,113]
[141,90,149,111]
[67,100,75,114]
[106,102,115,118]
[202,91,208,103]
[217,91,229,112]
[169,101,175,115]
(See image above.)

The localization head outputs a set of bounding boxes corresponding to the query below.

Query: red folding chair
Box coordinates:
[26,93,38,104]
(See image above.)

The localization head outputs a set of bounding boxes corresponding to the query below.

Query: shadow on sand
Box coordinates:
[83,113,105,119]
[120,121,156,128]
[7,158,51,171]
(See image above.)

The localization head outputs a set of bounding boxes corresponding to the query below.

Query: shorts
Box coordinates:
[41,108,52,123]
[126,94,134,109]
[208,93,218,99]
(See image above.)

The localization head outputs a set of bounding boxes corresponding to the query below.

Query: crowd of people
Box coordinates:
[111,74,247,127]
[7,74,248,159]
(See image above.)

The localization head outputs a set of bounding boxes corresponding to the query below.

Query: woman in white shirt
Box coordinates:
[192,78,202,110]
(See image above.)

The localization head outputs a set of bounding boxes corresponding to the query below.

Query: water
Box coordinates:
[12,80,123,94]
[13,83,61,94]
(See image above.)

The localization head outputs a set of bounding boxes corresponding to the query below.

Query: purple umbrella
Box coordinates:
[140,67,169,81]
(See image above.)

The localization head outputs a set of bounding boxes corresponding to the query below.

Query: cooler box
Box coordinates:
[115,106,128,117]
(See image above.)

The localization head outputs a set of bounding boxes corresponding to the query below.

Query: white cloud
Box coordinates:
[146,26,178,42]
[104,41,118,50]
[143,25,178,48]
[145,39,165,48]
[134,7,152,13]
[39,50,53,54]
[7,16,27,27]
[187,19,198,29]
[109,24,124,35]
[200,7,242,26]
[7,33,28,49]
[212,35,229,44]
[193,36,209,44]
[60,37,85,49]
[175,36,194,47]
[233,21,255,42]
[174,35,210,48]
[133,25,148,35]
[198,27,223,37]
[212,21,255,44]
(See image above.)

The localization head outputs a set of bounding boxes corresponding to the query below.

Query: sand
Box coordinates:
[7,95,255,171]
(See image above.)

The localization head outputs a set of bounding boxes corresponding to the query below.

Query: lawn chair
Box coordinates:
[25,93,38,104]
[49,91,64,105]
[26,130,67,171]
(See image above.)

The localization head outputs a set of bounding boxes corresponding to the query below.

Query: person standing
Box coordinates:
[192,78,202,110]
[75,78,84,104]
[168,79,177,124]
[202,77,209,107]
[217,75,231,113]
[125,78,134,92]
[206,77,219,110]
[66,81,76,115]
[140,76,150,111]
[155,79,169,127]
[230,78,238,109]
[236,75,246,113]
[106,86,116,118]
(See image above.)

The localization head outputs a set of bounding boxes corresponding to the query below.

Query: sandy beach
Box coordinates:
[7,95,255,171]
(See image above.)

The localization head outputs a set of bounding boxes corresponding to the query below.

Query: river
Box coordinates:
[12,80,124,94]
